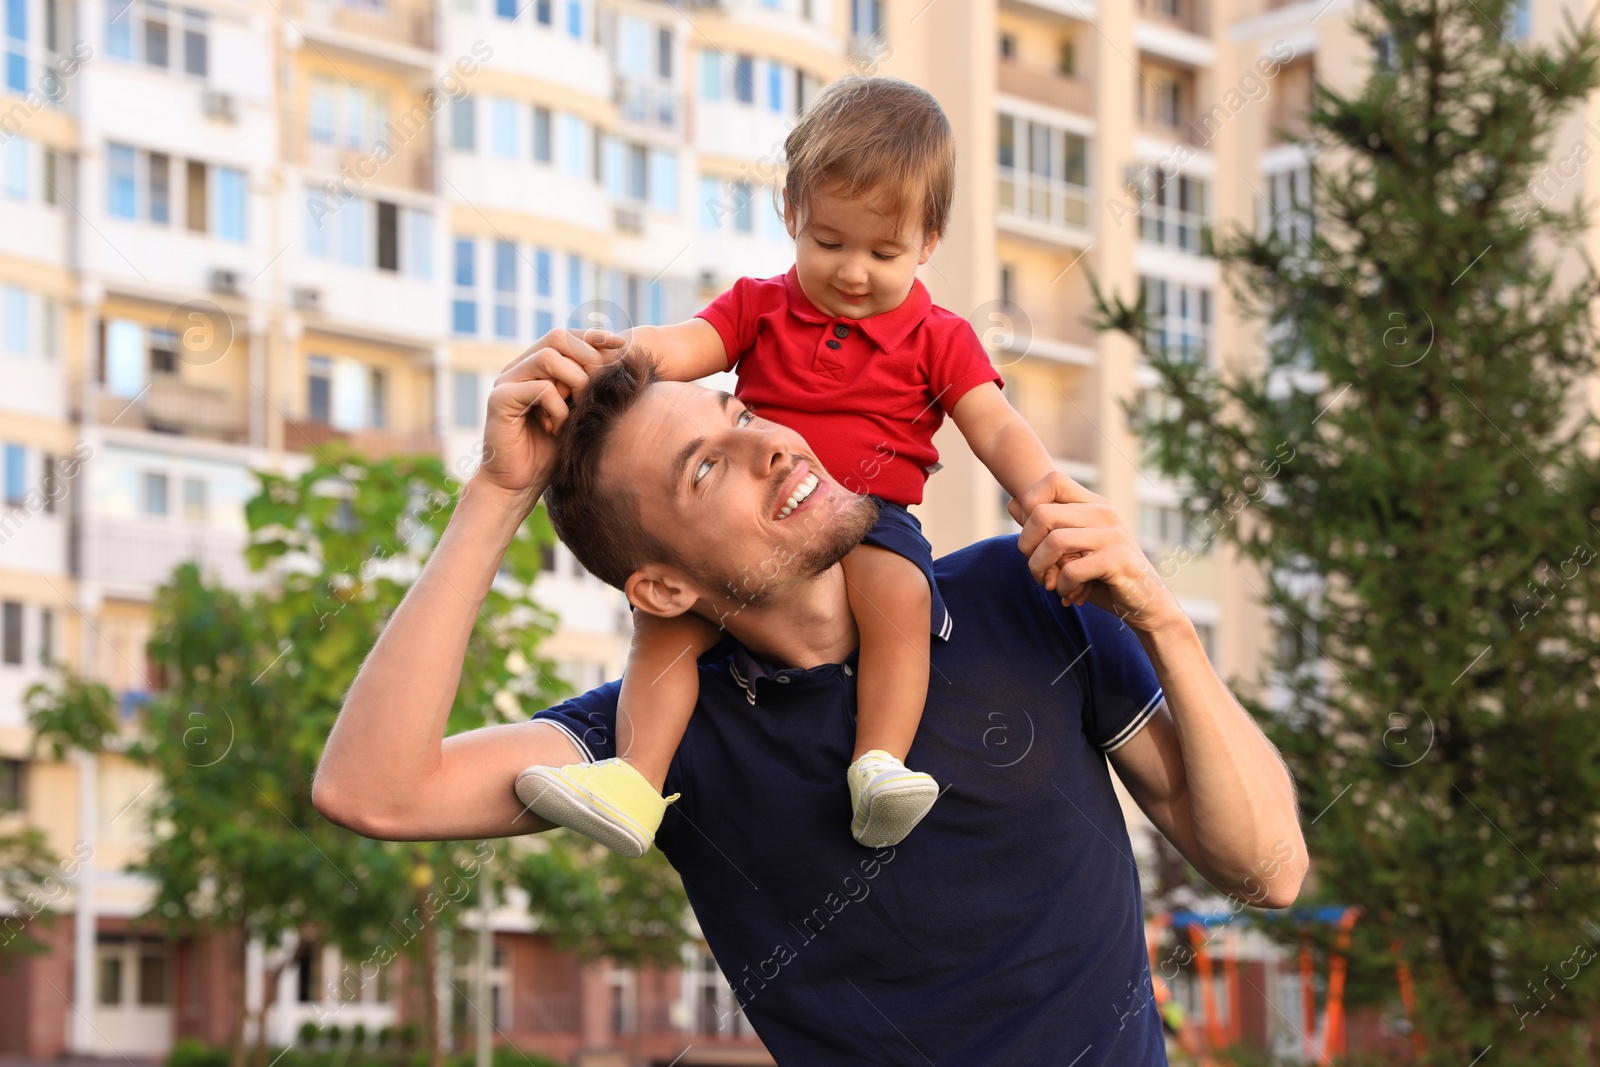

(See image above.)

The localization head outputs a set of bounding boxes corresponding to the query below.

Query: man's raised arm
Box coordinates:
[312,332,611,841]
[1012,473,1309,907]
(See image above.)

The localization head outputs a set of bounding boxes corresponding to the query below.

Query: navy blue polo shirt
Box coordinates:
[534,535,1169,1065]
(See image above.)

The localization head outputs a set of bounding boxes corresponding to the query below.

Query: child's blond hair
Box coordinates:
[782,75,955,241]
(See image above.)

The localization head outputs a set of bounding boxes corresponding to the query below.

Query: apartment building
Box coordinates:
[6,0,1559,1057]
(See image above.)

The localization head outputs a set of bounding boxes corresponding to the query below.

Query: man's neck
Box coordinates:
[699,564,859,670]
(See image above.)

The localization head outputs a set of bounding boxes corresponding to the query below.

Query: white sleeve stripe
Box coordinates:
[531,717,596,763]
[1098,689,1166,753]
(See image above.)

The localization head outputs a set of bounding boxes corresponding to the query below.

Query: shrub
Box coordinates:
[168,1040,229,1067]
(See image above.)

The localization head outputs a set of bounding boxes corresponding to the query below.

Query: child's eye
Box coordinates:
[873,251,900,261]
[815,239,841,250]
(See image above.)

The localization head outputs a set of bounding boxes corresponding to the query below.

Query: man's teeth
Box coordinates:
[779,473,820,518]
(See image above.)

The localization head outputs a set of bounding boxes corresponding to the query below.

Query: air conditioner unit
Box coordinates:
[292,286,323,312]
[208,268,241,295]
[613,206,644,234]
[201,89,238,123]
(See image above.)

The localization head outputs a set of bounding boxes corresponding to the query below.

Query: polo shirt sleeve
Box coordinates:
[1068,602,1165,753]
[530,680,620,763]
[694,276,760,372]
[928,316,1005,415]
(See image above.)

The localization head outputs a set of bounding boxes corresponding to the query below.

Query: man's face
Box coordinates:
[603,381,877,612]
[787,184,940,320]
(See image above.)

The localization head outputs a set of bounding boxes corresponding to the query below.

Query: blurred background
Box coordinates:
[3,0,1599,1062]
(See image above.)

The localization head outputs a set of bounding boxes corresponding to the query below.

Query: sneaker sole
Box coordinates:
[853,778,940,848]
[515,767,651,859]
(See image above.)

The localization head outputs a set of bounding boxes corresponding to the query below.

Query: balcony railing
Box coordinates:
[997,62,1094,118]
[287,0,436,53]
[615,77,681,131]
[998,167,1090,232]
[301,136,436,193]
[90,376,249,443]
[283,417,440,459]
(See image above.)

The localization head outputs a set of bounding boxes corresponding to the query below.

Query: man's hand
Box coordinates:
[1009,471,1185,635]
[476,329,625,513]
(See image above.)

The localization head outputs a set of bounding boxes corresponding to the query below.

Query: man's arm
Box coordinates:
[1012,473,1309,907]
[313,333,602,840]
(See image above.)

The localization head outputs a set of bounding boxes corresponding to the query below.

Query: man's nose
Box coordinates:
[742,423,795,478]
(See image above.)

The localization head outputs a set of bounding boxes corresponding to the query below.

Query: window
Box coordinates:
[532,106,552,163]
[1139,503,1208,552]
[182,476,206,521]
[451,97,476,152]
[454,370,479,428]
[307,356,332,422]
[1,601,21,665]
[37,607,51,664]
[494,240,517,339]
[43,148,58,204]
[1261,165,1313,250]
[310,77,336,143]
[998,33,1014,59]
[214,166,246,240]
[4,0,24,92]
[649,149,677,213]
[149,328,176,373]
[1059,38,1076,75]
[186,159,207,231]
[699,51,721,101]
[108,143,138,218]
[566,0,582,40]
[1138,170,1206,253]
[533,246,555,335]
[495,0,515,18]
[1140,275,1211,362]
[3,442,23,504]
[534,0,551,25]
[997,114,1089,229]
[98,956,122,1006]
[0,759,23,811]
[148,152,170,224]
[733,55,754,104]
[656,26,672,79]
[609,969,636,1035]
[141,471,170,516]
[766,60,783,113]
[369,368,386,429]
[850,0,881,38]
[1151,76,1183,127]
[453,238,477,336]
[376,200,398,271]
[491,98,518,159]
[183,10,206,75]
[107,0,132,58]
[408,208,433,279]
[138,951,169,1006]
[143,2,168,68]
[561,115,587,179]
[3,286,25,354]
[2,135,24,199]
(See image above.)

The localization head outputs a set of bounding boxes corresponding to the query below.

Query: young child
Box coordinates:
[517,76,1066,856]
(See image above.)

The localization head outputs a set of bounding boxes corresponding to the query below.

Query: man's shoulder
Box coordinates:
[932,533,1028,582]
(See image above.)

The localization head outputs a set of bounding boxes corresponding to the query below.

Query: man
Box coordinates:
[314,332,1306,1065]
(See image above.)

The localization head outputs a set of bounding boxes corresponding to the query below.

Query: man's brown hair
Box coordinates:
[543,350,675,592]
[783,75,955,241]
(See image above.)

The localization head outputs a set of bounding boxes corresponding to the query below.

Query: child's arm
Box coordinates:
[622,320,729,383]
[951,381,1086,599]
[950,381,1057,504]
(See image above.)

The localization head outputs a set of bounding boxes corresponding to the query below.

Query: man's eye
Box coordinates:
[694,458,714,484]
[737,409,755,426]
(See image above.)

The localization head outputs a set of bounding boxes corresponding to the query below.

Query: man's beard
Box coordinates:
[697,473,881,613]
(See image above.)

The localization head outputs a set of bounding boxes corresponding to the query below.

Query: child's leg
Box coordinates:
[843,545,932,763]
[617,610,721,793]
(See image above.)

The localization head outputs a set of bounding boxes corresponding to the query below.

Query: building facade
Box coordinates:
[5,0,1564,1059]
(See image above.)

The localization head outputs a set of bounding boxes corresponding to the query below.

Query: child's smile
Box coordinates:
[788,185,941,320]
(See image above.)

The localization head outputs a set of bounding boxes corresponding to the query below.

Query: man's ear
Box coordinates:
[625,566,699,618]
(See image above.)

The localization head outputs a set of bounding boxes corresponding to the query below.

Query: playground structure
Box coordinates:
[1145,907,1426,1065]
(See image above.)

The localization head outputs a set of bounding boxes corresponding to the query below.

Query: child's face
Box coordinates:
[786,184,940,320]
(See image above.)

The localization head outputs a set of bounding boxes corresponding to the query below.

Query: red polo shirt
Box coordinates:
[696,267,1003,506]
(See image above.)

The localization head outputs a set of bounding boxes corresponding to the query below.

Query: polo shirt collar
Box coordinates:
[724,635,858,705]
[782,266,932,353]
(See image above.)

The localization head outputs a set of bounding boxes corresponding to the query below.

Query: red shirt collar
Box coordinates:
[782,265,932,352]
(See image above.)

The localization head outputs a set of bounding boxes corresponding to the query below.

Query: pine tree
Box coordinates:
[1094,0,1600,1059]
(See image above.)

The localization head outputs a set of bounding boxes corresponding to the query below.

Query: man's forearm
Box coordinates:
[313,476,538,829]
[1136,615,1307,900]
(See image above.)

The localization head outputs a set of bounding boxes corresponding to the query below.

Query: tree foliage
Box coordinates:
[26,446,694,1060]
[1092,0,1600,1060]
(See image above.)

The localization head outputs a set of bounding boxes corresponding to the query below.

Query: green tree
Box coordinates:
[1092,0,1600,1060]
[29,448,694,1063]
